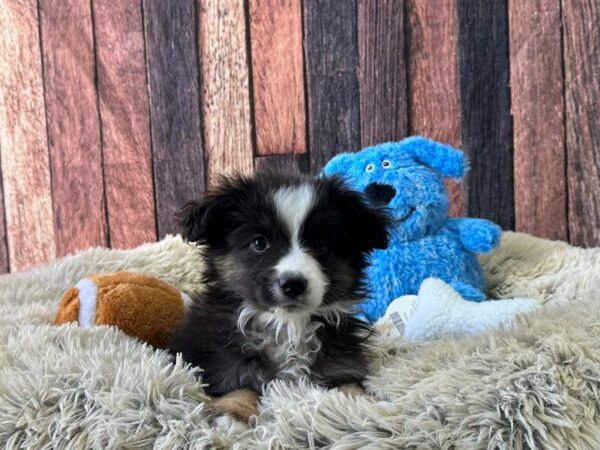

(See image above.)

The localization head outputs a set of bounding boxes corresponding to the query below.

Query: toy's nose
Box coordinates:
[364,183,396,206]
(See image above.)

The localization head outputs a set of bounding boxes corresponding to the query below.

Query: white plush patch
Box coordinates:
[401,278,539,341]
[76,278,98,328]
[273,185,328,309]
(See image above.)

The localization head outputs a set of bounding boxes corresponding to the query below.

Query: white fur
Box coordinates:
[76,278,97,328]
[272,185,328,309]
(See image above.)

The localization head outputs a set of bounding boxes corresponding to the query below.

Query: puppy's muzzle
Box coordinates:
[364,183,396,206]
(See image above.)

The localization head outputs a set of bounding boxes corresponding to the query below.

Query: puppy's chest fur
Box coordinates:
[239,309,323,379]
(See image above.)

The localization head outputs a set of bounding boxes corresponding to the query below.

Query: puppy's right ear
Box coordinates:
[177,194,232,246]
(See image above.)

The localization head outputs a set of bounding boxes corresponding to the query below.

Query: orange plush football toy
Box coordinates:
[55,272,190,348]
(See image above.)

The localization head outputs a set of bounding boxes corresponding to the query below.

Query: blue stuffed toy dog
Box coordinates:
[322,136,502,322]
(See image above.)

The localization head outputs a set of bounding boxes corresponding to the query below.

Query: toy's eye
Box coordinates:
[382,160,391,168]
[365,164,375,172]
[250,235,269,254]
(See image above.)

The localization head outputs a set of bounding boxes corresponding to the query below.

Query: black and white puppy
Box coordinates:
[169,171,390,396]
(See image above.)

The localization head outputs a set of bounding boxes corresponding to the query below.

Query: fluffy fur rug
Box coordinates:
[1,232,600,449]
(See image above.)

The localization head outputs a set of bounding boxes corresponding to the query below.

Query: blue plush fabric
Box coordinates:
[322,136,502,322]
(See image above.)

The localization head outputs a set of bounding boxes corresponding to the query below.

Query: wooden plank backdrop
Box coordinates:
[0,0,597,272]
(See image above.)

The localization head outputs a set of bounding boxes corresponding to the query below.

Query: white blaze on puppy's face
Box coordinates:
[273,185,328,309]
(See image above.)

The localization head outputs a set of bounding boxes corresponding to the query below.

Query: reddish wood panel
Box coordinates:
[357,0,408,147]
[93,0,156,248]
[40,0,107,255]
[304,0,361,172]
[143,0,205,237]
[0,0,56,271]
[407,0,463,217]
[249,0,306,156]
[199,0,254,184]
[509,0,566,241]
[562,0,600,246]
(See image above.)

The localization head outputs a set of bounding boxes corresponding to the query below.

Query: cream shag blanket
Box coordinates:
[1,232,600,449]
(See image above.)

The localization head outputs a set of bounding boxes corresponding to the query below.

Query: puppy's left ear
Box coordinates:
[403,136,468,179]
[328,177,391,252]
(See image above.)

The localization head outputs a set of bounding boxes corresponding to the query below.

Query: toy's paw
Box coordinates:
[450,282,486,302]
[403,278,539,341]
[459,219,501,254]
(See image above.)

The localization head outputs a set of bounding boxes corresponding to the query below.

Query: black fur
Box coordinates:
[169,171,390,395]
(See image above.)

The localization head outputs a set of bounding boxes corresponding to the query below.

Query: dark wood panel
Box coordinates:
[94,0,157,248]
[357,0,408,147]
[0,0,57,272]
[199,0,254,184]
[249,0,306,156]
[255,154,309,174]
[407,0,463,217]
[457,0,514,230]
[563,0,600,246]
[509,0,566,241]
[143,0,205,237]
[0,160,7,273]
[40,0,107,256]
[304,0,361,172]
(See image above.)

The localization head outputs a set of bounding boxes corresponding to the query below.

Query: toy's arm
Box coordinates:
[448,218,501,254]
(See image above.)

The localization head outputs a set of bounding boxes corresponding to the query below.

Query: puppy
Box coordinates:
[169,171,389,407]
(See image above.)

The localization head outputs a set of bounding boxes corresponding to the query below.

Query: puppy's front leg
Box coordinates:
[337,383,368,397]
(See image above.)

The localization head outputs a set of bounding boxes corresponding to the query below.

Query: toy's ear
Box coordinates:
[322,152,354,178]
[403,136,468,179]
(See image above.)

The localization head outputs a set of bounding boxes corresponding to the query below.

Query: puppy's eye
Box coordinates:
[382,160,391,168]
[250,235,269,254]
[365,164,375,173]
[313,241,328,255]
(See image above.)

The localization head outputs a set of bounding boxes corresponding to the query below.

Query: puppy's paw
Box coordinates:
[337,383,368,397]
[211,389,260,424]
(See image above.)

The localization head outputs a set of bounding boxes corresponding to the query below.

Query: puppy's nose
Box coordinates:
[364,183,396,206]
[278,273,307,299]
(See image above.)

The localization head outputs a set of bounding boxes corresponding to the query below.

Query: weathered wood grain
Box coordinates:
[255,154,309,174]
[40,0,107,255]
[0,0,56,271]
[249,0,305,155]
[509,0,566,241]
[407,0,463,217]
[199,0,254,184]
[457,0,514,230]
[357,0,408,147]
[0,160,8,273]
[94,0,156,248]
[562,0,600,246]
[304,0,361,172]
[143,0,205,237]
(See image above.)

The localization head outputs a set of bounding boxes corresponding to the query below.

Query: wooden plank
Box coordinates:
[407,0,463,217]
[509,0,566,241]
[199,0,254,184]
[304,0,361,172]
[255,154,309,174]
[40,0,107,256]
[0,158,8,273]
[143,0,205,237]
[357,0,408,147]
[0,0,56,271]
[249,0,306,156]
[93,0,157,248]
[562,0,600,246]
[457,0,514,230]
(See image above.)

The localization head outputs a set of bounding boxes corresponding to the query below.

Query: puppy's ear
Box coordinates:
[177,176,243,246]
[326,177,391,252]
